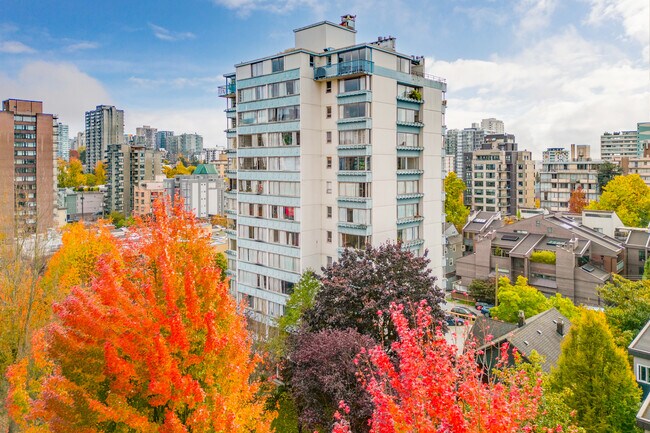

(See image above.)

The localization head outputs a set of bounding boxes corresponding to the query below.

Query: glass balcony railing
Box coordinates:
[218,83,236,97]
[314,60,374,80]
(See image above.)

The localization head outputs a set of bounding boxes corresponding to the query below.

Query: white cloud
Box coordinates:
[429,28,650,158]
[148,23,196,41]
[0,40,35,53]
[0,61,112,134]
[64,41,99,52]
[128,75,221,90]
[516,0,558,33]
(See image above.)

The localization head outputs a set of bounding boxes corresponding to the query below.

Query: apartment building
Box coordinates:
[133,178,165,217]
[539,145,603,212]
[85,105,124,172]
[463,134,535,215]
[105,144,162,215]
[0,99,55,233]
[480,118,504,134]
[135,125,158,149]
[446,125,485,179]
[542,148,569,163]
[601,130,639,160]
[56,122,70,161]
[220,16,446,333]
[167,133,203,161]
[164,164,225,218]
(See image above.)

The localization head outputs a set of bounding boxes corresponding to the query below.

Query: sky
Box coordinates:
[0,0,648,158]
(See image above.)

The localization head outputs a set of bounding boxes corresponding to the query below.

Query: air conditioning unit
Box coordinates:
[315,67,327,79]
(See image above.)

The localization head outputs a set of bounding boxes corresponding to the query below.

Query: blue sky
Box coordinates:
[0,0,648,157]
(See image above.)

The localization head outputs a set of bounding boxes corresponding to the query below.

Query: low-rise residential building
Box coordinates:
[164,163,225,218]
[630,321,650,431]
[444,222,463,290]
[456,213,626,306]
[461,210,503,254]
[57,188,104,221]
[133,178,165,217]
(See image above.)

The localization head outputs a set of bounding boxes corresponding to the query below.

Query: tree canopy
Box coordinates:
[303,242,446,342]
[164,161,196,178]
[57,158,107,188]
[333,302,561,433]
[587,174,650,227]
[468,277,496,304]
[490,276,579,323]
[444,172,470,231]
[549,309,640,433]
[568,186,588,214]
[599,274,650,347]
[597,161,623,192]
[6,200,274,432]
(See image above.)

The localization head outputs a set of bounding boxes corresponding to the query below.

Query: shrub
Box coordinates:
[530,250,556,264]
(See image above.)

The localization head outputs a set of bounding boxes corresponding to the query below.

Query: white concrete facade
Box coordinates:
[220,19,446,332]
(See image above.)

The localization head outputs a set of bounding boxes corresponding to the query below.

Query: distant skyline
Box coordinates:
[0,0,648,157]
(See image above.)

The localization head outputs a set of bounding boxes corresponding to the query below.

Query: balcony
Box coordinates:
[314,60,374,80]
[218,83,236,97]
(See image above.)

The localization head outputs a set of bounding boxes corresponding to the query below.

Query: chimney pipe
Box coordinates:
[517,310,525,328]
[557,319,565,336]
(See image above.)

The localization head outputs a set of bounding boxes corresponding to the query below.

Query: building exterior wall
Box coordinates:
[133,180,164,217]
[164,175,225,218]
[540,159,602,211]
[1,99,55,233]
[56,122,70,161]
[221,19,446,332]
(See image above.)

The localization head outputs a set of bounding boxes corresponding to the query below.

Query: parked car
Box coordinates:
[475,302,495,317]
[445,315,465,326]
[450,306,477,318]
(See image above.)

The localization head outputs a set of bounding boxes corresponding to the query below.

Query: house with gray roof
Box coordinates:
[467,308,571,373]
[629,321,650,431]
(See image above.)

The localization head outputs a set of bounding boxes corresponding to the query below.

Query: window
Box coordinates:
[326,181,332,194]
[327,256,333,266]
[268,105,299,122]
[340,102,368,119]
[326,106,332,118]
[309,55,314,67]
[639,365,650,384]
[397,132,419,147]
[397,57,410,73]
[272,57,284,73]
[397,108,420,123]
[326,131,332,143]
[397,83,418,98]
[326,156,332,168]
[397,180,419,194]
[640,250,646,262]
[338,48,369,63]
[339,76,369,93]
[339,156,371,171]
[327,231,332,243]
[397,203,420,219]
[339,129,370,145]
[251,61,263,77]
[397,157,419,170]
[327,206,332,218]
[326,81,332,93]
[397,226,420,242]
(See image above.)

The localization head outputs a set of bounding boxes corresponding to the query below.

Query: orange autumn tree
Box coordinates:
[333,302,546,433]
[7,199,274,432]
[568,186,588,214]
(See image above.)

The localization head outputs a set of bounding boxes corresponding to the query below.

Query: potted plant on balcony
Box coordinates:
[407,88,422,101]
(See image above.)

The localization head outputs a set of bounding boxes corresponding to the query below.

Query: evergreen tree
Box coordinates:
[549,309,641,433]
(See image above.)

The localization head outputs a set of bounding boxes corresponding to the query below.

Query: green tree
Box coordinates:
[468,277,496,304]
[444,172,470,231]
[549,309,641,433]
[490,276,549,323]
[599,275,650,347]
[548,293,580,320]
[588,174,650,227]
[644,259,650,280]
[277,270,320,336]
[214,252,228,281]
[597,161,623,192]
[108,211,126,228]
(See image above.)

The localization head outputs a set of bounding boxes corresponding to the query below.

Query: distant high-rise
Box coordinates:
[638,122,650,154]
[85,105,124,171]
[0,99,55,233]
[543,147,569,163]
[135,125,157,149]
[155,130,174,151]
[105,144,162,215]
[56,122,70,161]
[71,131,85,151]
[600,130,638,160]
[167,133,203,161]
[480,118,504,134]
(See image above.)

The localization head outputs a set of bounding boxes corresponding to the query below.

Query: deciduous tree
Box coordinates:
[568,186,588,214]
[588,174,650,227]
[288,329,375,433]
[468,277,496,304]
[599,274,650,347]
[6,200,274,432]
[94,161,106,185]
[303,242,446,343]
[445,172,470,231]
[333,302,550,433]
[597,161,623,192]
[490,276,551,323]
[549,309,640,433]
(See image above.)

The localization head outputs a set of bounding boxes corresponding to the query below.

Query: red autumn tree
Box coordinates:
[568,186,588,214]
[333,302,547,433]
[6,199,274,432]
